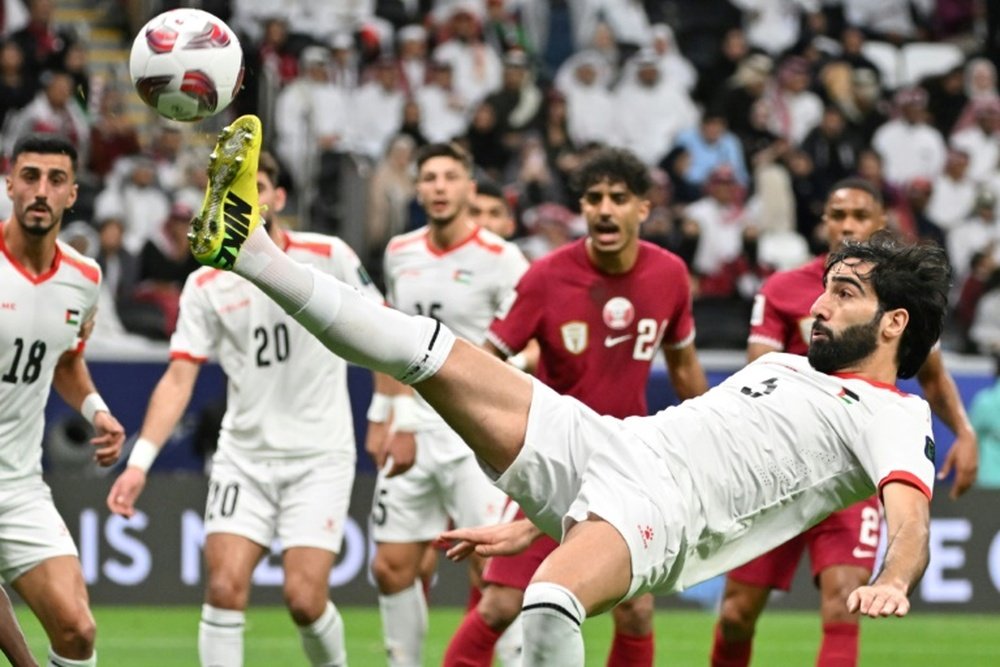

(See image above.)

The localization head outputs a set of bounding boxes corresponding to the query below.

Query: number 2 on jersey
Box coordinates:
[254,324,290,367]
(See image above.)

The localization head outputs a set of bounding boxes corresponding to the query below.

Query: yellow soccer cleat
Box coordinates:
[188,114,263,270]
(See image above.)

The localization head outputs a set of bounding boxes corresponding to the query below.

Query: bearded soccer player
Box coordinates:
[711,177,979,667]
[187,115,950,666]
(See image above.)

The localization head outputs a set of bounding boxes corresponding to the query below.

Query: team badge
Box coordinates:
[65,309,80,326]
[602,297,634,330]
[924,436,935,463]
[560,321,589,354]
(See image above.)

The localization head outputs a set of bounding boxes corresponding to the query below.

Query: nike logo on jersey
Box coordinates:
[604,334,633,348]
[852,547,876,559]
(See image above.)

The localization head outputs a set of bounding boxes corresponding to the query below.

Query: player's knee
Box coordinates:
[477,586,523,631]
[718,595,758,640]
[283,579,328,625]
[612,595,654,635]
[819,566,871,624]
[52,609,96,656]
[204,573,251,609]
[370,551,418,594]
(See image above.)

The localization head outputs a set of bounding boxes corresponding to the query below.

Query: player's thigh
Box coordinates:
[371,444,449,543]
[807,497,879,579]
[726,533,809,592]
[276,456,354,553]
[0,480,78,585]
[204,452,278,549]
[11,555,90,633]
[203,533,268,592]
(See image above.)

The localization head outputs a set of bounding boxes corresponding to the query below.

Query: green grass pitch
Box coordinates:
[13,605,1000,665]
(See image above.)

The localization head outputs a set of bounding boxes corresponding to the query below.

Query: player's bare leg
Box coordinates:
[12,556,95,664]
[0,587,36,667]
[816,565,869,666]
[712,578,770,666]
[609,593,655,666]
[282,547,346,666]
[200,533,266,667]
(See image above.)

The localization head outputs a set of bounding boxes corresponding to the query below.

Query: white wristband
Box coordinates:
[507,352,528,371]
[366,393,393,422]
[127,437,160,473]
[80,392,110,425]
[391,395,422,432]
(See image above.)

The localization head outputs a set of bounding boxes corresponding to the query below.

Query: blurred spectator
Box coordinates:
[970,272,1000,356]
[948,188,1000,284]
[375,0,428,30]
[712,52,773,139]
[432,4,503,108]
[366,133,416,266]
[87,88,141,181]
[0,39,34,128]
[964,57,998,106]
[799,105,861,196]
[147,125,186,193]
[614,50,699,165]
[484,50,543,150]
[731,0,820,57]
[573,0,652,55]
[330,32,360,91]
[837,67,889,145]
[482,0,534,57]
[257,17,301,88]
[854,147,901,213]
[694,27,749,106]
[416,59,470,143]
[955,251,997,349]
[465,100,510,179]
[674,112,749,188]
[925,65,968,137]
[969,354,1000,487]
[537,90,577,201]
[760,56,822,145]
[515,201,579,261]
[640,167,700,266]
[951,99,1000,182]
[648,23,697,93]
[925,148,976,233]
[0,0,28,36]
[833,26,880,78]
[274,45,349,190]
[347,56,405,160]
[60,40,87,111]
[684,166,760,280]
[894,177,944,246]
[93,155,170,254]
[508,133,564,209]
[555,50,616,148]
[95,213,140,311]
[872,86,947,187]
[3,69,89,166]
[9,0,75,80]
[58,219,98,257]
[660,145,703,205]
[396,24,429,95]
[468,177,516,238]
[843,0,930,44]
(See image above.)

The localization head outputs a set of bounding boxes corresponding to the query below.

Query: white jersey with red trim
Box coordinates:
[624,351,936,589]
[170,230,382,459]
[0,233,101,481]
[385,225,528,433]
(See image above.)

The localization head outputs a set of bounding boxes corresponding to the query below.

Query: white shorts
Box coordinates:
[371,426,506,543]
[495,379,686,599]
[206,449,355,553]
[0,478,78,583]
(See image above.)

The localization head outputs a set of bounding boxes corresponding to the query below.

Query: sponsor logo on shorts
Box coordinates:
[638,524,654,549]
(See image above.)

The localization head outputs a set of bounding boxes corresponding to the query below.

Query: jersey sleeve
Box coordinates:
[748,278,788,350]
[329,238,385,304]
[853,401,936,501]
[492,244,530,310]
[663,260,696,349]
[169,274,219,362]
[487,265,542,356]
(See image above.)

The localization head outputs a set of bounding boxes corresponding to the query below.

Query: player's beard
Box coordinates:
[18,204,60,237]
[808,310,882,374]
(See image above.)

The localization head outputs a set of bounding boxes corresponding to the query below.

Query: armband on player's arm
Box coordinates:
[80,392,110,426]
[391,394,422,433]
[366,393,393,423]
[127,437,160,473]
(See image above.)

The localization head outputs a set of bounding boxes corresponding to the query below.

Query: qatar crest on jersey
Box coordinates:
[603,297,634,330]
[560,321,589,354]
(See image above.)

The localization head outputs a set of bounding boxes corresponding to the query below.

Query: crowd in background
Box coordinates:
[2,0,1000,358]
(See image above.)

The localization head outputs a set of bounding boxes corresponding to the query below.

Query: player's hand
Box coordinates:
[107,467,148,518]
[91,412,125,466]
[365,420,390,468]
[440,519,542,562]
[847,583,910,618]
[937,430,978,499]
[383,430,416,478]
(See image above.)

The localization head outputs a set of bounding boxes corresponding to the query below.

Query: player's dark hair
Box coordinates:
[827,177,883,208]
[825,230,950,379]
[416,142,473,173]
[10,133,78,172]
[259,150,281,187]
[474,177,505,201]
[571,147,651,197]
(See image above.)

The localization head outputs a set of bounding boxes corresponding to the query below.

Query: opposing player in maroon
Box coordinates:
[443,147,708,667]
[712,178,979,667]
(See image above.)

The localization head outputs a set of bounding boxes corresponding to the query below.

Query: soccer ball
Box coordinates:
[129,8,244,122]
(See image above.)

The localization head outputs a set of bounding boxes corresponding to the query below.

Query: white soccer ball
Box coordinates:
[129,8,244,122]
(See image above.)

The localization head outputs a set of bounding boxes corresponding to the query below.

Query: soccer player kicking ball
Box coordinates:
[189,115,950,666]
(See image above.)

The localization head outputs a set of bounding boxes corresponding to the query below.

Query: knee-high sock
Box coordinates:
[298,601,347,667]
[710,623,752,667]
[521,582,585,667]
[47,649,96,666]
[233,227,454,385]
[443,610,500,667]
[818,622,859,667]
[199,604,244,667]
[496,614,524,667]
[379,583,428,667]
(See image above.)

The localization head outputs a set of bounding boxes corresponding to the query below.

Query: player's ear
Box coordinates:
[881,307,908,342]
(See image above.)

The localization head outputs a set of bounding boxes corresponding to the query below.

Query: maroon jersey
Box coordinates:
[487,240,694,418]
[747,255,826,355]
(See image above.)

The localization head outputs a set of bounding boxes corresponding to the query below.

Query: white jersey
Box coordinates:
[624,352,935,591]
[0,232,100,481]
[170,230,383,460]
[384,225,528,433]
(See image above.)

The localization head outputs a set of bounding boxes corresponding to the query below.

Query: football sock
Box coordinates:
[234,227,454,385]
[442,610,500,667]
[521,582,585,666]
[47,648,96,666]
[496,614,524,667]
[379,583,428,667]
[298,601,347,666]
[198,604,244,667]
[818,622,859,667]
[710,623,752,667]
[607,631,654,666]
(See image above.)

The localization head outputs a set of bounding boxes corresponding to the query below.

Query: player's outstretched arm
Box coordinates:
[440,518,544,561]
[52,350,125,466]
[847,483,930,618]
[107,359,200,517]
[917,350,979,498]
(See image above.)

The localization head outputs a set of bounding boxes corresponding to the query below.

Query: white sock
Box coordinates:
[234,227,454,384]
[48,648,96,666]
[378,582,428,667]
[199,604,245,667]
[298,601,347,667]
[521,582,585,666]
[497,613,524,667]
